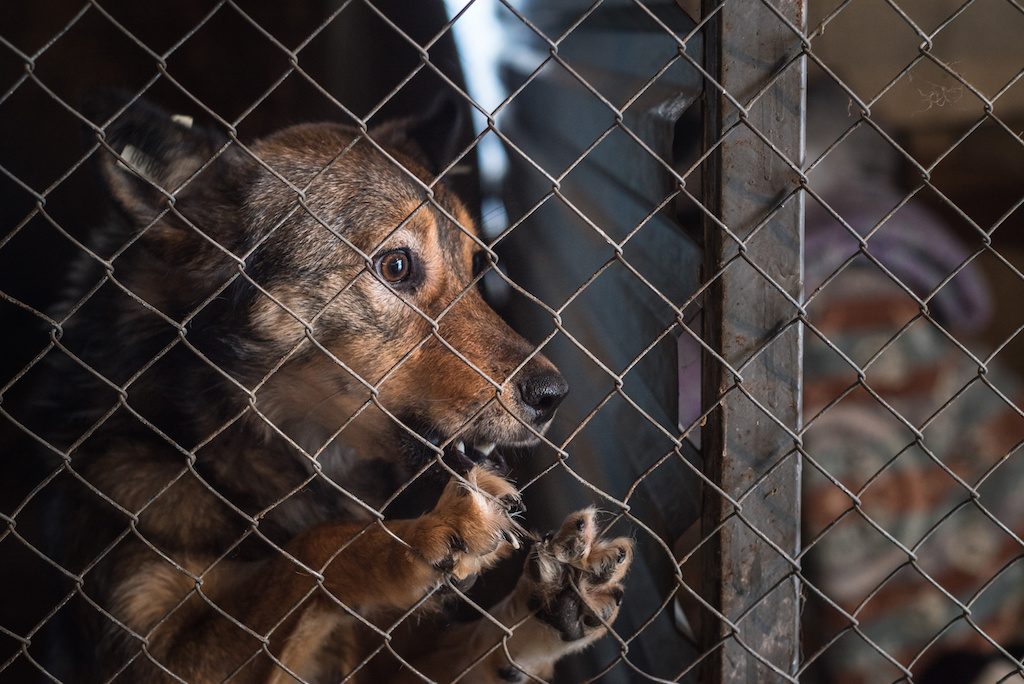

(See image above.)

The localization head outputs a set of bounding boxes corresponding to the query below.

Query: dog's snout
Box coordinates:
[517,370,569,423]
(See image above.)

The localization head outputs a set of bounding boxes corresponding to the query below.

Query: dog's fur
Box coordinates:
[32,97,632,682]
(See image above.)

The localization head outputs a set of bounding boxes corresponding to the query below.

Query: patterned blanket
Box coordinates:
[803,197,1024,682]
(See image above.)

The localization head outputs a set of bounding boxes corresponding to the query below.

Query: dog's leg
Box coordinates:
[114,466,519,682]
[401,507,633,683]
[248,466,520,679]
[268,465,518,607]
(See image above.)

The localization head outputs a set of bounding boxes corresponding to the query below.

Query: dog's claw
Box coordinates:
[502,529,521,550]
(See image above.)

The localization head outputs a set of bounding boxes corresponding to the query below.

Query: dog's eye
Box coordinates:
[376,249,413,284]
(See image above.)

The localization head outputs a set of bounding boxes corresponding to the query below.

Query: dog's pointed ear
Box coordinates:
[372,95,469,177]
[91,95,242,225]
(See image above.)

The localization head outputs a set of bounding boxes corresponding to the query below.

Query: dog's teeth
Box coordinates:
[455,440,466,455]
[171,114,194,128]
[476,443,496,457]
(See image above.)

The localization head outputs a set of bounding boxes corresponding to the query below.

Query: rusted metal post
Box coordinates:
[700,0,806,682]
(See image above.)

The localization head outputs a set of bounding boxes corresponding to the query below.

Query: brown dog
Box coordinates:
[35,96,632,682]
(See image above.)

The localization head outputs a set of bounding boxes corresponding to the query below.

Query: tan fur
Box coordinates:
[272,606,342,684]
[114,562,194,636]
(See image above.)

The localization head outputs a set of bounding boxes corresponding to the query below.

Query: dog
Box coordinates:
[32,95,633,682]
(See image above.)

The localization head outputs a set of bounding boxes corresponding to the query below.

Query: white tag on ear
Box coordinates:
[171,114,194,128]
[117,144,159,179]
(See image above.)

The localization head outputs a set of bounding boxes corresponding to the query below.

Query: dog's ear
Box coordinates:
[371,95,469,177]
[90,95,244,225]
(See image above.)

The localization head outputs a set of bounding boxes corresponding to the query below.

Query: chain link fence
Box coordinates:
[1,0,1023,682]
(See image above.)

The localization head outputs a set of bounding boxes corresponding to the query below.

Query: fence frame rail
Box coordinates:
[701,1,807,680]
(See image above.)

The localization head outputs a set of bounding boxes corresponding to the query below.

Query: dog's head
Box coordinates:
[96,97,566,475]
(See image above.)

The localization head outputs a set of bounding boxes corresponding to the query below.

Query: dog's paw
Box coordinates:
[420,466,520,580]
[526,507,633,643]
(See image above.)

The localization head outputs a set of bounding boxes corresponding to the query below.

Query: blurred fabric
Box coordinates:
[801,183,1024,682]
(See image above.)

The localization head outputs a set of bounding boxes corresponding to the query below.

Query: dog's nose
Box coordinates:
[517,370,569,423]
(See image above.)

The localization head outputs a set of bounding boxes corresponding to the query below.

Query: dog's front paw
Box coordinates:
[526,507,633,643]
[418,466,520,580]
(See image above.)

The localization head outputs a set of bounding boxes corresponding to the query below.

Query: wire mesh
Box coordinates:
[0,0,1022,682]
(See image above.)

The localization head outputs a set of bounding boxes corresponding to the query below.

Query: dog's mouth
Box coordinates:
[399,417,511,475]
[435,436,507,474]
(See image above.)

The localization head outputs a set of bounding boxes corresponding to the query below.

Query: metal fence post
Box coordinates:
[701,0,806,681]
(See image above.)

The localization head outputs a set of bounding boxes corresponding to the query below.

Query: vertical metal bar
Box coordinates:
[701,0,806,682]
